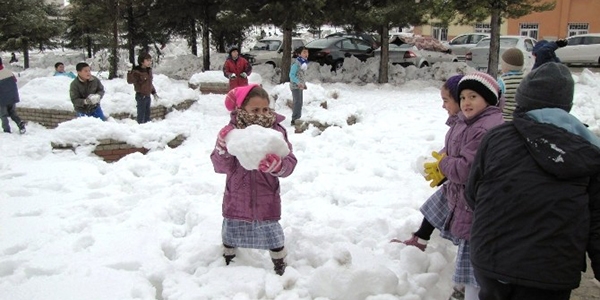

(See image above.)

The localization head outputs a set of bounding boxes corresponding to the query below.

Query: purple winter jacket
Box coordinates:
[439,106,504,240]
[210,112,297,222]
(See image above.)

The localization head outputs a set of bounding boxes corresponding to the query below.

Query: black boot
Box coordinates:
[270,247,287,276]
[272,258,286,275]
[223,254,235,265]
[223,244,236,265]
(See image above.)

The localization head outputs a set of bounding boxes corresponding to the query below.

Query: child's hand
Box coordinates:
[217,125,235,150]
[258,154,282,173]
[424,151,446,187]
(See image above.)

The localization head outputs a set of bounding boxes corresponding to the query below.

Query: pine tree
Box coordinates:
[0,0,64,69]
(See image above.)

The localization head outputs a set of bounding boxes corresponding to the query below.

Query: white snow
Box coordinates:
[1,43,599,300]
[226,125,290,171]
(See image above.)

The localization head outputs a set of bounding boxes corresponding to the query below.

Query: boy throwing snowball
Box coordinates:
[210,84,297,275]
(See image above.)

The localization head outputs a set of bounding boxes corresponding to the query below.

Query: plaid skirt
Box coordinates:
[222,218,285,250]
[419,188,460,245]
[453,239,479,288]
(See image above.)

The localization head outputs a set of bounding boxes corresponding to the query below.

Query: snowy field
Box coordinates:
[1,35,600,299]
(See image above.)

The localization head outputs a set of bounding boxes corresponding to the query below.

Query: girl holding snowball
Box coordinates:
[210,84,297,276]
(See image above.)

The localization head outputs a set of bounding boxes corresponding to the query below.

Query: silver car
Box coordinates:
[444,33,490,61]
[245,37,306,68]
[555,34,600,66]
[466,35,536,72]
[375,36,458,68]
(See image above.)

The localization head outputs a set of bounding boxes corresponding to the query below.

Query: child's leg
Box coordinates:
[269,246,287,275]
[291,89,303,123]
[223,244,236,265]
[414,218,436,240]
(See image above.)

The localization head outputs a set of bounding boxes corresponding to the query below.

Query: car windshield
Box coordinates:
[252,40,281,51]
[476,38,519,48]
[306,39,336,48]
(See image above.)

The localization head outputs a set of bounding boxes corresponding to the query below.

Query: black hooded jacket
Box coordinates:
[466,112,600,290]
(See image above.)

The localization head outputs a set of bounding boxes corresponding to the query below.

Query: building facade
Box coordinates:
[414,0,598,41]
[507,0,600,40]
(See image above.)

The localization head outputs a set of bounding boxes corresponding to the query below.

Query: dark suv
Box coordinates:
[305,36,375,70]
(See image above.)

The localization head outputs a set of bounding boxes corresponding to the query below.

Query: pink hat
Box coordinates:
[224,84,260,111]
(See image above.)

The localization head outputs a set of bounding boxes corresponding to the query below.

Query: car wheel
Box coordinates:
[266,61,276,68]
[419,62,429,68]
[452,59,458,63]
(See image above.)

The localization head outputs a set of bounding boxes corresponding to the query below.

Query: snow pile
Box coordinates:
[18,74,198,115]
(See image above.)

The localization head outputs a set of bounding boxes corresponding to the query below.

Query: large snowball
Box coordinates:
[225,125,290,170]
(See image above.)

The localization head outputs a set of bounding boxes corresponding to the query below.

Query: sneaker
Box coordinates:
[399,234,428,251]
[272,258,286,275]
[223,254,235,265]
[18,123,26,134]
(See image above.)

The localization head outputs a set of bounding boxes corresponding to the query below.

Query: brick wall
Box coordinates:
[16,107,76,128]
[51,134,187,163]
[199,82,229,94]
[17,100,196,128]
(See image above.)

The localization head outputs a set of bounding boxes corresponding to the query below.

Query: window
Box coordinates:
[432,24,448,41]
[585,36,600,45]
[470,34,487,44]
[450,35,469,45]
[520,23,538,40]
[340,39,356,50]
[568,23,589,36]
[474,23,491,33]
[524,39,535,52]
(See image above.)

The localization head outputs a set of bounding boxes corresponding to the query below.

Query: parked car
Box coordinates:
[466,35,536,72]
[243,37,306,68]
[444,33,490,61]
[324,32,381,49]
[305,36,375,70]
[555,33,600,66]
[374,36,458,68]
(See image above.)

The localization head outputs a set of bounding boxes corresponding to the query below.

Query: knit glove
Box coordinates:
[153,93,160,100]
[216,125,235,154]
[300,63,308,71]
[85,94,101,105]
[258,154,282,174]
[556,39,568,48]
[240,72,248,78]
[229,73,237,79]
[424,151,446,188]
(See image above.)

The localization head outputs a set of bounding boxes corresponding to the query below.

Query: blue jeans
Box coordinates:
[76,106,106,121]
[136,93,151,124]
[1,104,24,133]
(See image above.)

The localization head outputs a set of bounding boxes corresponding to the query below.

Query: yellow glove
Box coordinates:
[423,151,446,188]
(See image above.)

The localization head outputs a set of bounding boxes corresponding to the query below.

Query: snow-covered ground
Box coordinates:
[1,37,600,299]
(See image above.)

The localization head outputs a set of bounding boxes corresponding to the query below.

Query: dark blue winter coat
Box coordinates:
[0,66,20,106]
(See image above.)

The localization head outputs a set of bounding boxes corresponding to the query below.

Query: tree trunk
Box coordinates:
[190,19,198,56]
[87,36,92,58]
[378,25,389,84]
[487,6,502,78]
[201,19,210,71]
[279,27,292,83]
[109,0,119,79]
[127,2,135,65]
[23,43,30,69]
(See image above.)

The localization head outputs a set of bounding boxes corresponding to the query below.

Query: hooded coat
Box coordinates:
[210,112,297,221]
[466,109,600,290]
